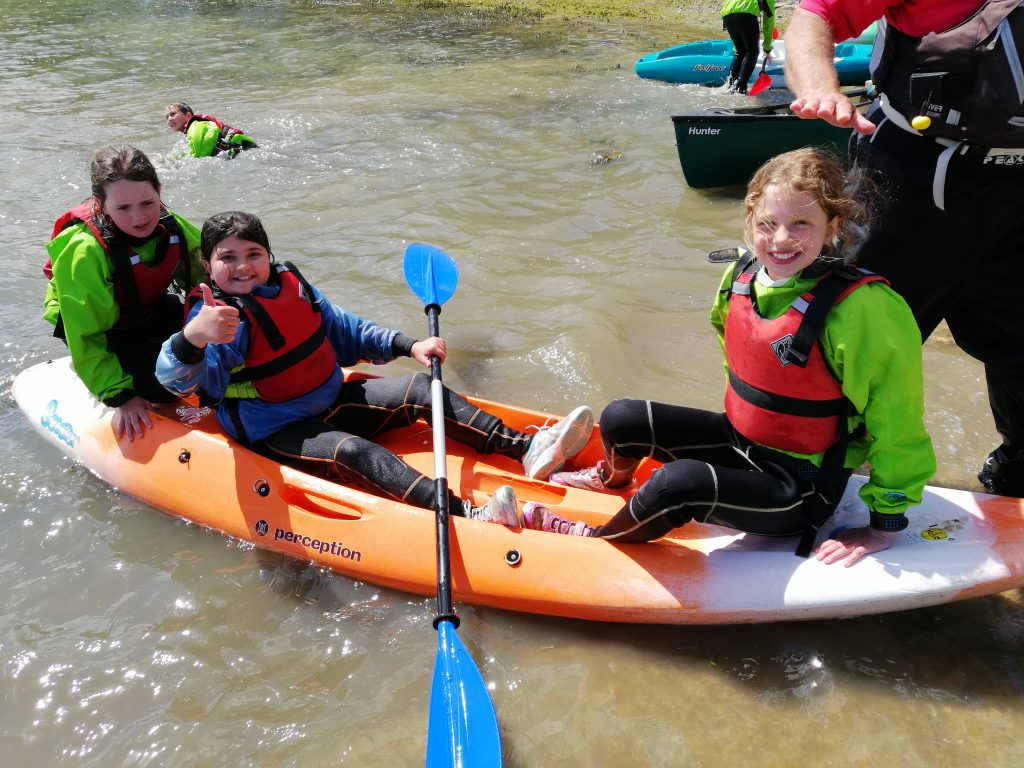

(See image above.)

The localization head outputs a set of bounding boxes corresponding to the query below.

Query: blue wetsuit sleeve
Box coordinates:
[317,286,401,366]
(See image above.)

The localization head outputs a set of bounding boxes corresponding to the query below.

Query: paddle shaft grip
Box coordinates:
[426,304,456,620]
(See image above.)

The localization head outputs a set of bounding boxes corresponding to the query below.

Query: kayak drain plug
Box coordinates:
[253,479,270,497]
[505,549,522,567]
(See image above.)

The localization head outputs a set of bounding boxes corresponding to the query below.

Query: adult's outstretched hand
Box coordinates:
[785,8,876,135]
[790,90,876,135]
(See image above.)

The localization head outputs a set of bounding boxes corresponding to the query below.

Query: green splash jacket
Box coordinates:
[720,0,776,51]
[186,120,256,158]
[709,263,936,519]
[43,213,203,403]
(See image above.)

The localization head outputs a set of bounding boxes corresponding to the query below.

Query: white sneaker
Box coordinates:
[521,406,595,480]
[465,485,519,527]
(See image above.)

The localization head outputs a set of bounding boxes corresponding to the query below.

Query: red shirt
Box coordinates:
[798,0,984,40]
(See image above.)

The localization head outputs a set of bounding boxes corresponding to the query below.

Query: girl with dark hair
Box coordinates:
[156,211,593,526]
[43,144,203,441]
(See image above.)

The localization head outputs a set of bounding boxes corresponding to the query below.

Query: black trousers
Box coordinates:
[57,292,184,404]
[851,128,1024,457]
[591,399,848,543]
[262,372,529,513]
[723,12,760,93]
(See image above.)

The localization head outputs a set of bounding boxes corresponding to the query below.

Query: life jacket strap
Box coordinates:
[727,369,847,417]
[109,242,144,326]
[222,398,251,446]
[228,327,330,384]
[794,429,852,558]
[234,293,286,350]
[786,266,866,367]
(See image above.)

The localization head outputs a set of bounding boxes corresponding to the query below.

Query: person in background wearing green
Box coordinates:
[44,144,204,442]
[721,0,775,94]
[164,102,258,159]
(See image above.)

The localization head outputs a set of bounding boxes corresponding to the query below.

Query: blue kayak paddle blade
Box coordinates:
[425,621,502,768]
[405,243,459,308]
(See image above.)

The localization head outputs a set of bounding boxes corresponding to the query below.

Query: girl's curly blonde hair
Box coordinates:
[743,147,872,263]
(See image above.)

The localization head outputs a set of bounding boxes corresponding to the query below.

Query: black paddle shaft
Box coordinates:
[426,303,459,628]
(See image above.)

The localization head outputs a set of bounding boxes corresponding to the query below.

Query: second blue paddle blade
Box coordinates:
[425,621,502,768]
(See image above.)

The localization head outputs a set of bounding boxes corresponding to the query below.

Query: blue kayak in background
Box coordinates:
[634,40,872,89]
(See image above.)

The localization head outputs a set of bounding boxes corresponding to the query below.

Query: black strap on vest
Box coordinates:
[723,250,758,292]
[228,328,330,384]
[794,420,853,558]
[163,213,190,290]
[108,243,144,326]
[280,261,321,312]
[785,265,864,367]
[726,369,847,418]
[222,398,251,446]
[233,293,286,350]
[791,268,873,556]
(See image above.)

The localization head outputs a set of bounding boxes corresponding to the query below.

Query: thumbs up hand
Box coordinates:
[199,282,216,306]
[183,283,241,347]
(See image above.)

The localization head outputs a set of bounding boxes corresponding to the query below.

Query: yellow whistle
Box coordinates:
[911,115,932,131]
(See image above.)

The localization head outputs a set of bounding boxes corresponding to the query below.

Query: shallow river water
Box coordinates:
[1,1,1022,765]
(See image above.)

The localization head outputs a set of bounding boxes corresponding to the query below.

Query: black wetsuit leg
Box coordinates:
[723,13,760,93]
[325,372,530,459]
[592,399,820,543]
[262,373,532,512]
[262,414,448,510]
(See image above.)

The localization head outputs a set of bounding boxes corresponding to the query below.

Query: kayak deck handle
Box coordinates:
[278,483,365,521]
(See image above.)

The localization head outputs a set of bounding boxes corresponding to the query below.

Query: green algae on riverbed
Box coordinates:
[402,0,712,24]
[399,0,796,35]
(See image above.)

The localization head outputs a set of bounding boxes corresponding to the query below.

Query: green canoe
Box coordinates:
[671,104,855,189]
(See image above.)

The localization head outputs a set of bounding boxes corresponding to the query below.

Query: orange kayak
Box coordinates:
[14,357,1024,624]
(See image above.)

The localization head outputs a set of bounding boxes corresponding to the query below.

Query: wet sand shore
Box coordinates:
[404,0,796,30]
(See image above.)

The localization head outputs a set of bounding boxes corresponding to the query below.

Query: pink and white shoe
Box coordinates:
[550,460,614,491]
[520,502,597,537]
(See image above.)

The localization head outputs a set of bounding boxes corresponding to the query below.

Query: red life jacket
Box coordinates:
[189,113,226,131]
[186,262,338,403]
[723,257,887,454]
[46,201,186,328]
